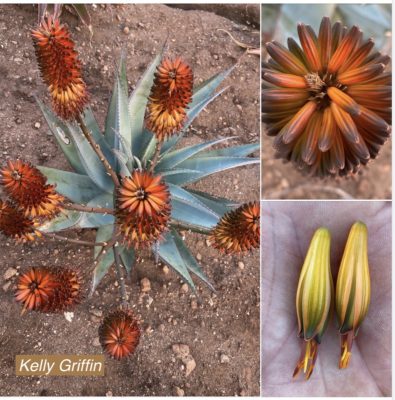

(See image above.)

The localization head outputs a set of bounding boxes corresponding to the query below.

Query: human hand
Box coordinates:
[261,201,391,396]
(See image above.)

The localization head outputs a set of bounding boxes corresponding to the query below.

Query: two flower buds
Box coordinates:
[293,222,370,380]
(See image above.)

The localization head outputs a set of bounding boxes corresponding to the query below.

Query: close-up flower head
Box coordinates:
[262,16,391,178]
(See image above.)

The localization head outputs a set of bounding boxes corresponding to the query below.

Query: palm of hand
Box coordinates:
[261,201,391,396]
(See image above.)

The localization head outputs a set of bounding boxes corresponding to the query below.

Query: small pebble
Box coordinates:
[175,387,185,396]
[196,253,202,261]
[123,26,130,34]
[238,261,245,270]
[140,277,151,293]
[4,267,17,280]
[220,354,230,364]
[180,283,189,294]
[34,122,41,129]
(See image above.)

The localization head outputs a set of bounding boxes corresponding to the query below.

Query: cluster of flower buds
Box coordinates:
[15,267,82,314]
[0,160,64,241]
[293,221,370,379]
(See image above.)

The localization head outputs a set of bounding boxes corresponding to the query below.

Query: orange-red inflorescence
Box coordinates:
[210,201,260,254]
[0,200,41,241]
[262,17,392,177]
[31,16,88,120]
[15,267,82,314]
[0,160,64,218]
[116,170,171,249]
[15,267,58,313]
[146,57,193,141]
[99,309,141,360]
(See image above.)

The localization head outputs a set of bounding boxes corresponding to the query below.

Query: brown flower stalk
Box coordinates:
[262,17,391,177]
[146,57,193,142]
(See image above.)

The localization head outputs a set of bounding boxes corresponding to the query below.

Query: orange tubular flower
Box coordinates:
[31,16,88,120]
[210,202,260,254]
[262,17,391,177]
[0,200,41,242]
[15,267,58,314]
[146,57,193,141]
[99,310,141,360]
[0,160,64,218]
[116,170,171,248]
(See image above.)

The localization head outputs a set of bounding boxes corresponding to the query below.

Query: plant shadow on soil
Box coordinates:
[0,4,260,396]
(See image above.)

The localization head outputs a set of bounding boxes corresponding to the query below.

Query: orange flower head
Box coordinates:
[0,200,41,242]
[146,57,193,141]
[116,170,171,248]
[210,201,260,254]
[262,17,392,177]
[31,16,88,120]
[99,310,141,360]
[0,160,64,218]
[41,268,82,313]
[15,267,59,314]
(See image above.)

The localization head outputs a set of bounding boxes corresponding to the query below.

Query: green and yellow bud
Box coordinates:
[336,221,371,369]
[293,227,333,380]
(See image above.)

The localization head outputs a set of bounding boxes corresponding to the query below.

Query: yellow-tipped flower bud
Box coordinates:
[293,227,333,380]
[336,221,371,369]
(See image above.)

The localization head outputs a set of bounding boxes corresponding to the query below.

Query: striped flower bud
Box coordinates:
[293,227,333,380]
[335,221,370,369]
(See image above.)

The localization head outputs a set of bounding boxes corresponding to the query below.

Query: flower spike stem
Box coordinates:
[75,114,120,187]
[149,141,162,173]
[40,231,108,247]
[63,202,114,215]
[113,243,128,308]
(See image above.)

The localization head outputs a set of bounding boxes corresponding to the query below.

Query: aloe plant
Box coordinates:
[34,49,259,294]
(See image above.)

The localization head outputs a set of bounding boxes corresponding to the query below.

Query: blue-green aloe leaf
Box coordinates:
[197,143,259,158]
[160,168,201,178]
[165,156,259,186]
[38,166,103,204]
[104,52,128,151]
[78,193,115,228]
[81,107,115,167]
[92,225,115,293]
[157,137,235,171]
[160,87,229,156]
[169,184,220,230]
[120,245,135,276]
[36,98,85,174]
[39,210,82,233]
[186,189,237,217]
[156,230,195,291]
[68,127,114,193]
[129,50,163,159]
[172,230,214,291]
[114,74,133,159]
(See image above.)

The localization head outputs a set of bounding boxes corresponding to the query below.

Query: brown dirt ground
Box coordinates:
[0,4,260,396]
